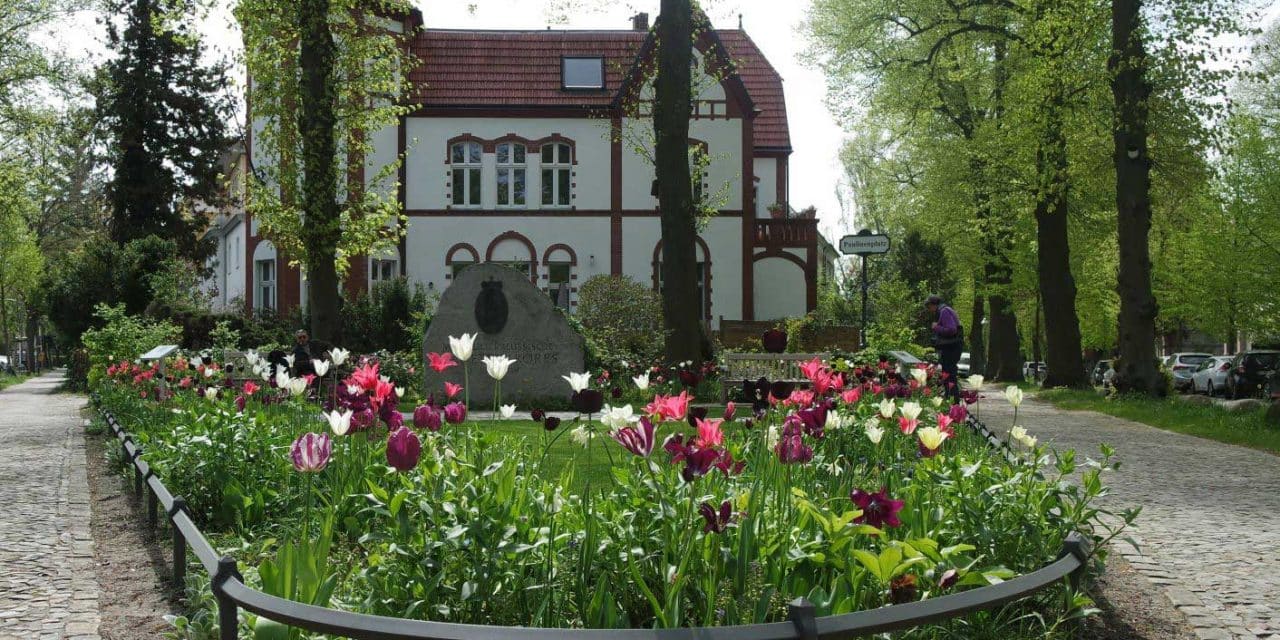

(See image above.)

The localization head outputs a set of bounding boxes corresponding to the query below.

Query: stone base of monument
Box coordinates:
[423,263,585,404]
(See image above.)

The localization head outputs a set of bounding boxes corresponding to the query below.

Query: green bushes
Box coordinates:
[576,275,665,368]
[340,277,432,354]
[80,304,181,387]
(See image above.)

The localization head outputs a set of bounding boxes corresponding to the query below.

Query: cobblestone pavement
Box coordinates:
[0,373,99,639]
[980,396,1280,640]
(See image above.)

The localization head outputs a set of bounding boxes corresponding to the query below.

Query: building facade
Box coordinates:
[226,12,824,326]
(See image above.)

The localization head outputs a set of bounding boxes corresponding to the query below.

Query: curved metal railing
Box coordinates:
[96,403,1089,640]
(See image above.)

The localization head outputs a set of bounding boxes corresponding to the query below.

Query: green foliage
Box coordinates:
[340,278,431,354]
[81,303,180,387]
[42,235,179,345]
[98,0,231,262]
[576,275,666,368]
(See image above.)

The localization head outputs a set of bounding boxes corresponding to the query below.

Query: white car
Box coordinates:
[1190,355,1233,396]
[957,352,971,376]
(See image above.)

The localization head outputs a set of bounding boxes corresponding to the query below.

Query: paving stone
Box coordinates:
[983,398,1280,640]
[0,373,100,639]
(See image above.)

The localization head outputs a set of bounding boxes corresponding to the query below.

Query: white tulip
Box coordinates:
[312,360,330,377]
[764,425,780,450]
[449,333,477,362]
[204,387,219,400]
[191,356,203,368]
[910,368,928,385]
[346,384,362,396]
[571,424,593,448]
[275,370,291,390]
[866,424,885,445]
[379,375,391,384]
[633,372,650,390]
[562,372,591,393]
[202,366,215,379]
[967,374,985,390]
[931,396,944,408]
[261,370,272,382]
[395,386,406,398]
[287,377,308,396]
[284,354,296,368]
[327,409,353,436]
[245,350,259,366]
[863,416,882,431]
[826,413,845,431]
[328,347,350,366]
[1004,385,1024,407]
[499,404,517,419]
[917,426,949,451]
[1010,425,1037,448]
[483,355,516,381]
[600,404,638,431]
[1010,425,1028,441]
[900,401,922,421]
[878,398,896,419]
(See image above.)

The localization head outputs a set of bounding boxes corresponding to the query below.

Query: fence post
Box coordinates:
[1058,532,1091,592]
[787,597,818,640]
[212,556,242,640]
[168,497,188,591]
[146,473,158,528]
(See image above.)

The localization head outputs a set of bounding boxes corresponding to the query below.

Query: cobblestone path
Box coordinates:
[0,373,99,639]
[980,396,1280,640]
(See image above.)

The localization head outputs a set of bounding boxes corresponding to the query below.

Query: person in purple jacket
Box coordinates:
[926,295,964,402]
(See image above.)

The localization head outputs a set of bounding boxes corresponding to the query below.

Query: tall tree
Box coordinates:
[98,0,230,261]
[654,0,706,362]
[1108,0,1160,393]
[237,0,416,343]
[0,163,43,359]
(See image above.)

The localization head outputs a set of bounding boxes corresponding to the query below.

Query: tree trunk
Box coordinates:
[984,253,1024,382]
[654,0,705,363]
[1110,0,1161,395]
[968,277,986,376]
[1035,98,1087,388]
[298,0,341,343]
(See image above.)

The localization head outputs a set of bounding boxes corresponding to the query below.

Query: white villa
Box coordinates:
[207,11,829,327]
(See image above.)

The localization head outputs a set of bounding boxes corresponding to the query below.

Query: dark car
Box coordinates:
[1225,350,1280,399]
[1091,360,1113,387]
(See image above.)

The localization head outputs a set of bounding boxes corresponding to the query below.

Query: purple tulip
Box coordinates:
[290,432,331,473]
[444,401,467,424]
[796,406,827,439]
[413,404,442,431]
[543,416,562,431]
[774,421,813,464]
[681,447,721,483]
[531,408,546,423]
[699,500,736,533]
[384,409,404,430]
[351,408,376,432]
[685,406,709,428]
[571,389,604,414]
[948,403,968,423]
[386,426,422,472]
[761,328,787,353]
[611,417,656,457]
[235,394,246,413]
[850,487,904,528]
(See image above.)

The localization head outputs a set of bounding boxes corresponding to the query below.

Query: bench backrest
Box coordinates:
[723,353,830,382]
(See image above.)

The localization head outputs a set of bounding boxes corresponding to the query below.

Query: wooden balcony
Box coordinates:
[754,218,817,248]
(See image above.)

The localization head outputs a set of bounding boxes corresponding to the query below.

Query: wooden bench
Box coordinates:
[720,352,830,402]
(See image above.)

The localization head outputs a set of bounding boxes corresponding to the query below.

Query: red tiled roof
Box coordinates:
[408,28,790,152]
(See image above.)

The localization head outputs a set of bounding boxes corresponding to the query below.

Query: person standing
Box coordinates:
[927,295,964,402]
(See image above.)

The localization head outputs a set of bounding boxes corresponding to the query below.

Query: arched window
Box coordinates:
[450,141,482,207]
[541,142,572,207]
[496,142,527,207]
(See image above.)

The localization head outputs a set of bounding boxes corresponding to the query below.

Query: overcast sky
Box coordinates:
[40,0,1280,246]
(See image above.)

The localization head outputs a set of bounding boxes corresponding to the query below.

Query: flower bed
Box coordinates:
[94,343,1129,638]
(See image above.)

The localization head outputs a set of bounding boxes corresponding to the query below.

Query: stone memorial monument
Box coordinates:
[423,263,584,403]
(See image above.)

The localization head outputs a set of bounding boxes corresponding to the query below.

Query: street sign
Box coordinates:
[839,233,891,256]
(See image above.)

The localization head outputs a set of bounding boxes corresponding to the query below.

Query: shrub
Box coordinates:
[576,275,665,368]
[341,278,431,354]
[80,303,181,388]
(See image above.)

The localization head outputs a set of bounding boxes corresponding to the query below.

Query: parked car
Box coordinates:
[1225,350,1280,399]
[1091,360,1113,386]
[957,352,971,376]
[1191,355,1234,396]
[0,355,11,375]
[1022,361,1046,381]
[1166,352,1212,392]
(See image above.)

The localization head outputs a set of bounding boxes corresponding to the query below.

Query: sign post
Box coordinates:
[839,230,891,349]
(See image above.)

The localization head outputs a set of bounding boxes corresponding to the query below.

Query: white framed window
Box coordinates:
[450,141,482,207]
[371,258,398,282]
[541,143,572,207]
[255,259,276,310]
[562,57,604,89]
[496,142,527,207]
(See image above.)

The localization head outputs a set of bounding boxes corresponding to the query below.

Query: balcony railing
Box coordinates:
[754,218,817,248]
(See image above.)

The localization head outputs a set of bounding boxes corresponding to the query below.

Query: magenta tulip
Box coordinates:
[444,401,467,424]
[850,487,904,528]
[290,432,331,473]
[611,417,656,457]
[413,404,442,431]
[386,426,422,472]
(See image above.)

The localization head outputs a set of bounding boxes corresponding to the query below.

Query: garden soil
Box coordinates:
[1086,553,1196,640]
[85,428,179,639]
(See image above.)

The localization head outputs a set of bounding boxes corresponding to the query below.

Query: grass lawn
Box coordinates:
[0,373,32,391]
[1037,388,1280,455]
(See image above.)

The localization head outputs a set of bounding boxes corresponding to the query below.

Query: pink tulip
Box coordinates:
[723,401,737,422]
[386,426,422,472]
[413,404,442,431]
[898,417,919,435]
[444,382,463,399]
[695,417,725,448]
[444,402,467,424]
[290,433,331,473]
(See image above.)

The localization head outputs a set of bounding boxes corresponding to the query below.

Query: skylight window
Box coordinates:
[562,57,604,90]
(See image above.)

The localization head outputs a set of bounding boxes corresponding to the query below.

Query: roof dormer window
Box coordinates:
[562,57,604,90]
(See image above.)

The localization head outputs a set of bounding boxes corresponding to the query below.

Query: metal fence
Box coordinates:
[96,404,1089,640]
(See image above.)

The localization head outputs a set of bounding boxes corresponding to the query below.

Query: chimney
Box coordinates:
[631,12,649,31]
